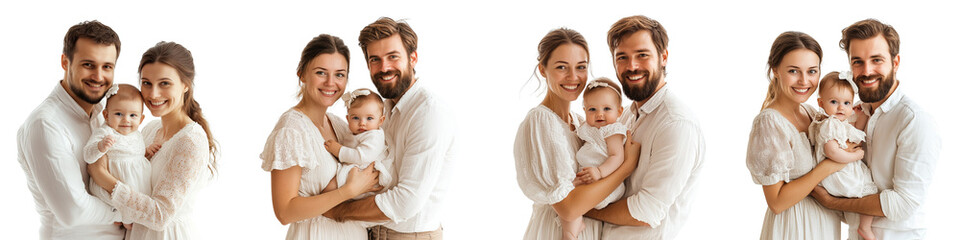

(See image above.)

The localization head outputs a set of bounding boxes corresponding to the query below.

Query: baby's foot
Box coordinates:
[857,227,876,240]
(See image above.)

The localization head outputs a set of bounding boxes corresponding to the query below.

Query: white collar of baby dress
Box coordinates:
[342,89,372,107]
[838,71,859,94]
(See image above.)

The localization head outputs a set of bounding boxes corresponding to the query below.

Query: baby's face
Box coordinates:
[347,101,384,135]
[582,88,623,128]
[818,86,855,121]
[103,99,144,135]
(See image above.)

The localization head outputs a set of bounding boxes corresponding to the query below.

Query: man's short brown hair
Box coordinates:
[358,17,418,60]
[63,20,121,61]
[839,19,899,58]
[607,15,668,55]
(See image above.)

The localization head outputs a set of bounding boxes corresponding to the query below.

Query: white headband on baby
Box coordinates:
[838,71,859,94]
[586,80,620,96]
[102,84,120,104]
[341,89,372,108]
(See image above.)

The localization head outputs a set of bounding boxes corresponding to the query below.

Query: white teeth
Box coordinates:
[321,90,336,95]
[864,79,877,84]
[562,85,578,90]
[151,101,166,106]
[793,88,809,93]
[629,75,644,81]
[382,75,396,81]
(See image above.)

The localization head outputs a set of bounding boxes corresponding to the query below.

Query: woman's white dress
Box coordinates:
[84,124,152,225]
[260,109,367,240]
[514,105,602,240]
[808,115,877,198]
[745,104,841,240]
[109,120,212,239]
[575,122,627,209]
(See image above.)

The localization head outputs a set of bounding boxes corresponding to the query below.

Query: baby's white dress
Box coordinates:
[514,105,602,240]
[746,104,841,240]
[260,109,368,240]
[335,129,395,199]
[83,124,152,225]
[575,122,627,209]
[808,115,878,198]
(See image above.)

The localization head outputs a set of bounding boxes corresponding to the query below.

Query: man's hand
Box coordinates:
[98,135,116,153]
[809,185,836,208]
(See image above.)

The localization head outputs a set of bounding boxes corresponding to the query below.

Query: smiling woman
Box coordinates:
[260,34,380,240]
[86,41,219,240]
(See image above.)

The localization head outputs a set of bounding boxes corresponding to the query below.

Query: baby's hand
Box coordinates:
[145,143,162,160]
[98,135,116,153]
[574,167,603,186]
[323,139,342,155]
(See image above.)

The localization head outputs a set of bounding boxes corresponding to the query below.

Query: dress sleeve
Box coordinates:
[745,111,795,185]
[110,127,210,231]
[598,122,628,140]
[260,127,318,171]
[83,126,112,164]
[513,109,577,205]
[338,130,387,165]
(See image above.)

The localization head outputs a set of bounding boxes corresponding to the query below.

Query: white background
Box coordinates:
[2,0,956,239]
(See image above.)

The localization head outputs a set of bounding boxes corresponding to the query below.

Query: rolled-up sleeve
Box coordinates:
[375,107,454,222]
[627,119,701,228]
[880,110,939,221]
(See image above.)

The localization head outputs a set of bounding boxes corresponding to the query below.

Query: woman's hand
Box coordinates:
[340,163,380,197]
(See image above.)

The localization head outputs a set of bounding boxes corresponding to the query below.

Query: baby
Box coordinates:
[809,71,878,240]
[84,84,152,227]
[323,88,394,199]
[563,78,628,240]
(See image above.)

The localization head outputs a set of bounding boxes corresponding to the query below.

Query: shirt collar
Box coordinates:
[385,78,422,116]
[860,81,904,116]
[52,81,92,121]
[631,82,670,117]
[52,81,105,128]
[876,82,904,113]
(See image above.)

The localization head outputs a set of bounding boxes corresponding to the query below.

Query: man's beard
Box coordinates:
[69,76,108,104]
[619,67,663,102]
[856,69,895,103]
[373,65,414,99]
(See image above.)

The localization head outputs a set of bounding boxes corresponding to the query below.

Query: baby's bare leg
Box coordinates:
[858,214,876,240]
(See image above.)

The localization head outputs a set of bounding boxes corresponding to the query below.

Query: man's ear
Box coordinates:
[61,54,69,71]
[891,54,901,73]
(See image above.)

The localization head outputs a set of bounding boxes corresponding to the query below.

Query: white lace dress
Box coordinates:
[335,129,395,200]
[745,104,841,240]
[84,124,152,225]
[514,105,601,240]
[108,120,212,240]
[575,122,627,209]
[808,115,877,198]
[260,109,367,240]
